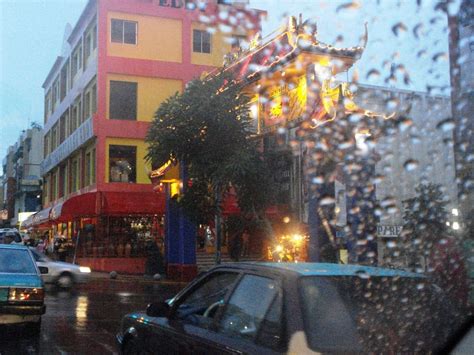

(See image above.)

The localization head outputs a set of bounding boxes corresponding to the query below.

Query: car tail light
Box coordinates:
[8,288,44,302]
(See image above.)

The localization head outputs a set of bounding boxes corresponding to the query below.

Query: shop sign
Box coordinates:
[21,179,40,186]
[377,225,402,238]
[41,118,94,175]
[261,77,307,132]
[158,0,194,9]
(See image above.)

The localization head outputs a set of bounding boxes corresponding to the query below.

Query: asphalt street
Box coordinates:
[0,276,184,354]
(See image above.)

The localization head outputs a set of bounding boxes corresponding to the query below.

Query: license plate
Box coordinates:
[0,288,8,301]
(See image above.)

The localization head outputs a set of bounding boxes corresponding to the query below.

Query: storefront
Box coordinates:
[26,191,165,273]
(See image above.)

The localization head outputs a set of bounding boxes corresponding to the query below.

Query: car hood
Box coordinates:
[0,273,43,288]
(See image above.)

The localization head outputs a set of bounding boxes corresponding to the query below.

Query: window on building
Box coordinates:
[70,96,82,134]
[43,177,49,205]
[83,77,97,121]
[109,145,136,183]
[109,81,137,120]
[51,123,58,151]
[59,164,67,198]
[91,148,96,184]
[193,29,211,53]
[71,157,81,193]
[51,170,58,201]
[84,19,97,67]
[59,111,68,144]
[111,19,137,44]
[84,148,96,186]
[60,60,69,101]
[71,42,83,80]
[52,77,60,111]
[44,90,52,123]
[44,132,50,157]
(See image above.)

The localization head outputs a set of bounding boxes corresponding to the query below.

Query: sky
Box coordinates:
[0,0,454,172]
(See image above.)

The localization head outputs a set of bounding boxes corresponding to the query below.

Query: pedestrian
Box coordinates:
[241,228,250,257]
[36,238,46,254]
[230,232,242,261]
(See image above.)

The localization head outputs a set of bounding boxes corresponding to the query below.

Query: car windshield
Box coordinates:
[299,275,465,353]
[0,249,37,274]
[0,0,473,352]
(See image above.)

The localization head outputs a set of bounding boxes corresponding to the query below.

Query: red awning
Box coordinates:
[32,207,52,226]
[48,191,166,221]
[50,193,98,222]
[102,191,165,216]
[21,213,37,229]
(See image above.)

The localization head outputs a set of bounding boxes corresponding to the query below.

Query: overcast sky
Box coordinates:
[0,0,453,170]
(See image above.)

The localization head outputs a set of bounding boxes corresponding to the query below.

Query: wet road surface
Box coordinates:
[0,278,184,354]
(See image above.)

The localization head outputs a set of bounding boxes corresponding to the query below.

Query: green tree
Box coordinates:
[146,72,277,263]
[402,183,449,268]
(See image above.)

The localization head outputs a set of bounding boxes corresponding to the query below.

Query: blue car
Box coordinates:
[0,244,46,333]
[117,262,465,354]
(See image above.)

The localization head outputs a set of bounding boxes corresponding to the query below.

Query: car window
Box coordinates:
[218,274,279,343]
[30,248,47,262]
[299,276,463,353]
[299,276,361,353]
[0,249,37,274]
[256,287,285,350]
[175,272,239,327]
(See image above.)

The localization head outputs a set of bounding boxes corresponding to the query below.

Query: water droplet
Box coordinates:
[320,196,335,206]
[356,270,370,279]
[403,159,419,171]
[398,117,413,132]
[336,1,361,13]
[312,176,324,184]
[412,23,424,39]
[432,52,448,62]
[392,22,408,36]
[387,241,397,248]
[366,69,381,82]
[436,118,455,132]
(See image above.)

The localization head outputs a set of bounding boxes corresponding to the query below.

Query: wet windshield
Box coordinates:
[0,0,472,353]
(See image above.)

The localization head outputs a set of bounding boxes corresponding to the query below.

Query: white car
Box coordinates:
[0,228,24,245]
[29,248,91,288]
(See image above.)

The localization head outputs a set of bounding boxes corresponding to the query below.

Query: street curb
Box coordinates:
[89,272,187,285]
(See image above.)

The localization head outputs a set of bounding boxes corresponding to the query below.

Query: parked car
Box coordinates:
[0,244,47,333]
[117,262,466,354]
[29,248,91,289]
[0,229,23,245]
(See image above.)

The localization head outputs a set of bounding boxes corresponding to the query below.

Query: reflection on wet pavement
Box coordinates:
[0,279,183,354]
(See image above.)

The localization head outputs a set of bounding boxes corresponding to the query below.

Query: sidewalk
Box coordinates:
[89,271,188,285]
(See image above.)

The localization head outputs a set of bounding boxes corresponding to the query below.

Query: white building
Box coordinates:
[353,84,458,264]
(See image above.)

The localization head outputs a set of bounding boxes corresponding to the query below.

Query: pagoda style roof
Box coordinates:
[222,16,368,84]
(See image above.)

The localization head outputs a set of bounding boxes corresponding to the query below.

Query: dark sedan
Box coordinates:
[117,262,465,354]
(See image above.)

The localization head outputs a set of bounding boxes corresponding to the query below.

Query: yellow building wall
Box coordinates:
[105,138,151,184]
[106,74,182,122]
[107,12,182,63]
[191,22,236,67]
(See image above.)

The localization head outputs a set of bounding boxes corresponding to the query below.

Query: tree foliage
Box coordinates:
[146,72,277,230]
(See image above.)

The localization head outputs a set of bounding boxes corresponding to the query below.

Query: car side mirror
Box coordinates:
[39,266,49,274]
[146,301,170,318]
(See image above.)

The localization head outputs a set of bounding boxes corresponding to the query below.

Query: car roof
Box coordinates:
[0,244,29,250]
[214,262,422,278]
